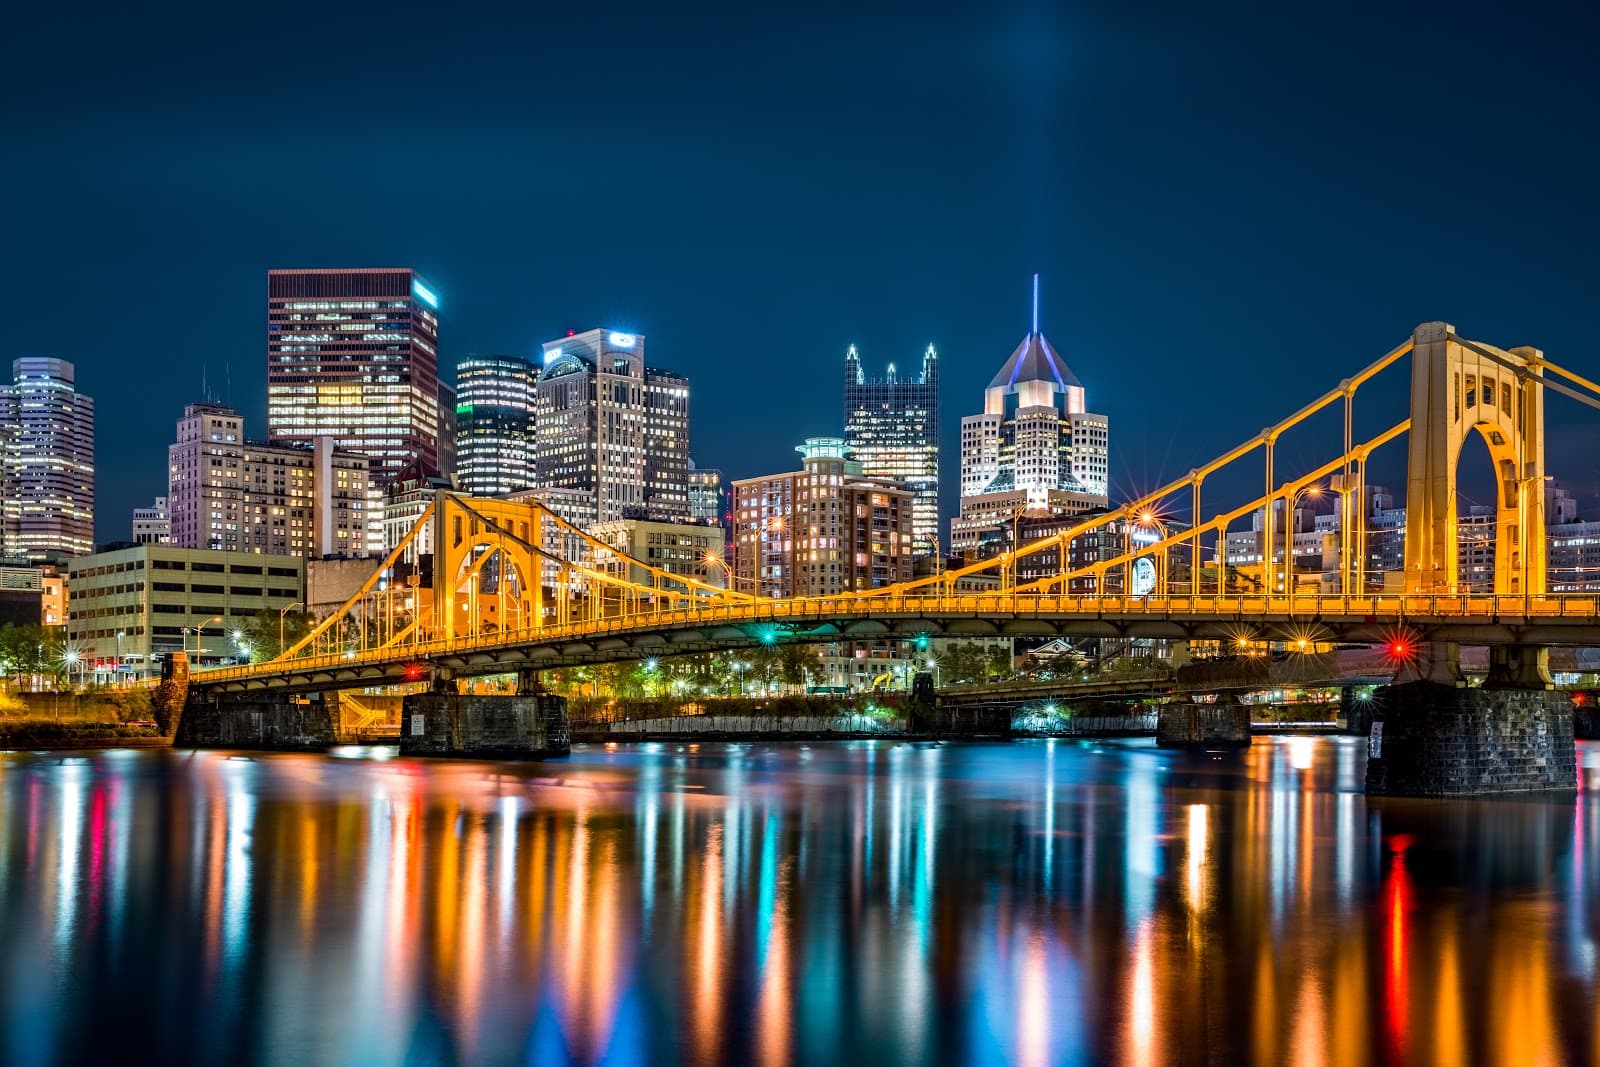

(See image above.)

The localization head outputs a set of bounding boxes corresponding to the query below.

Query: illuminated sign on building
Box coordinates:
[608,332,636,348]
[411,279,439,309]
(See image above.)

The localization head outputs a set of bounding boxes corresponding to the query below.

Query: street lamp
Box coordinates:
[1132,511,1169,596]
[62,648,79,691]
[1285,485,1321,605]
[192,615,222,663]
[279,601,304,658]
[704,552,759,595]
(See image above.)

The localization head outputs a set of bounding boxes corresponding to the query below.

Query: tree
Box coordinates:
[238,608,313,661]
[0,623,63,690]
[779,644,823,690]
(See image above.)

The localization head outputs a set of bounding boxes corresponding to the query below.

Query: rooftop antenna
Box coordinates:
[1032,273,1040,335]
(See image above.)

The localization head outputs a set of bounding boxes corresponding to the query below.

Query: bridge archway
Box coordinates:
[1403,321,1545,595]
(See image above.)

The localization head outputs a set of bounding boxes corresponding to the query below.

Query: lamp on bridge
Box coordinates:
[1285,484,1322,605]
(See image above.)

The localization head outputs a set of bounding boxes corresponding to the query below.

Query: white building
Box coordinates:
[953,279,1109,555]
[132,497,172,545]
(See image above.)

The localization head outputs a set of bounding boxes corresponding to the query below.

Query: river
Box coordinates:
[1,738,1597,1065]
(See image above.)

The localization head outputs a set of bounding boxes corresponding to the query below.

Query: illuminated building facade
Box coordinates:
[0,357,95,561]
[266,268,442,484]
[844,343,939,556]
[535,329,690,524]
[168,404,372,558]
[688,462,726,525]
[732,437,913,598]
[955,278,1109,554]
[455,354,537,495]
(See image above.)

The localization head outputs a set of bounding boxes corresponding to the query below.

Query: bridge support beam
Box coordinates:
[174,691,339,750]
[1156,694,1251,747]
[1366,677,1575,796]
[399,692,570,759]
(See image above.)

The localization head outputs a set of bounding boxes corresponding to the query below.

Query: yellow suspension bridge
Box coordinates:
[192,321,1600,696]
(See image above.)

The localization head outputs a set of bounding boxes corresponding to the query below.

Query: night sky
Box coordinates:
[6,5,1600,540]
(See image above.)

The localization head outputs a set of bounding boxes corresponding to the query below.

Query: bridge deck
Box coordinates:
[192,592,1600,694]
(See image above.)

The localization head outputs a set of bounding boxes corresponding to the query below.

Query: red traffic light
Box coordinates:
[403,663,425,681]
[1386,640,1410,660]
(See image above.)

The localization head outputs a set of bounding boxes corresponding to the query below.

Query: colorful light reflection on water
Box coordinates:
[1,739,1599,1064]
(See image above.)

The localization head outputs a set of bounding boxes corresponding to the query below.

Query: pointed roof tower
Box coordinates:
[982,275,1087,416]
[987,274,1083,391]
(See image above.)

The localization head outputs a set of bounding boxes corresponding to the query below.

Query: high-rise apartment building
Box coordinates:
[732,437,913,597]
[535,329,690,524]
[844,343,939,555]
[0,358,95,561]
[455,354,538,495]
[168,403,372,558]
[266,268,442,484]
[953,278,1109,555]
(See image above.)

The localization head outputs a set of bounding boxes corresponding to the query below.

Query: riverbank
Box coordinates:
[0,719,167,750]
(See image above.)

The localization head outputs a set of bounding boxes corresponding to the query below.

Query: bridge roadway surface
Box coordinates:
[192,592,1600,695]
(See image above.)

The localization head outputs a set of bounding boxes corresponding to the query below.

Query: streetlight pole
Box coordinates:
[1133,511,1169,595]
[279,601,304,659]
[1285,485,1321,608]
[193,615,222,665]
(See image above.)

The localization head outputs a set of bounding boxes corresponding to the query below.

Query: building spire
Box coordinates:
[1032,273,1039,335]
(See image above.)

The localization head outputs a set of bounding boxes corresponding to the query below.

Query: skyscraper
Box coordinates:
[844,343,939,555]
[952,277,1110,556]
[535,329,690,524]
[0,358,95,560]
[455,354,538,495]
[266,268,442,484]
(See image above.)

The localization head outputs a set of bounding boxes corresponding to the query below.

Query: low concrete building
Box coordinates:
[306,556,384,618]
[588,518,724,588]
[67,544,303,682]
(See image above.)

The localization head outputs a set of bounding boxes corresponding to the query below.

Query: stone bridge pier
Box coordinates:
[175,689,340,750]
[399,669,571,759]
[1366,644,1576,796]
[1156,693,1251,747]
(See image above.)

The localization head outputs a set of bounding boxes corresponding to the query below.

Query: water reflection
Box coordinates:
[0,739,1597,1064]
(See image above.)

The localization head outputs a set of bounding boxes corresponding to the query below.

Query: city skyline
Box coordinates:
[9,8,1599,540]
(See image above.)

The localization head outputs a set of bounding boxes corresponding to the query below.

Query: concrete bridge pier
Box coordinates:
[1156,694,1251,747]
[400,679,570,759]
[1338,687,1372,736]
[1366,644,1575,796]
[174,690,339,750]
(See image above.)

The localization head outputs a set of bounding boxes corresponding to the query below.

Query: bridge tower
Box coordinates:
[1403,321,1546,595]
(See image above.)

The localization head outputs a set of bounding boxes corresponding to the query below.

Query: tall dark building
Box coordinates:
[455,354,537,496]
[844,343,939,555]
[266,268,441,484]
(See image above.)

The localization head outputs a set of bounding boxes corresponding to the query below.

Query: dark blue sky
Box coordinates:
[6,4,1599,539]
